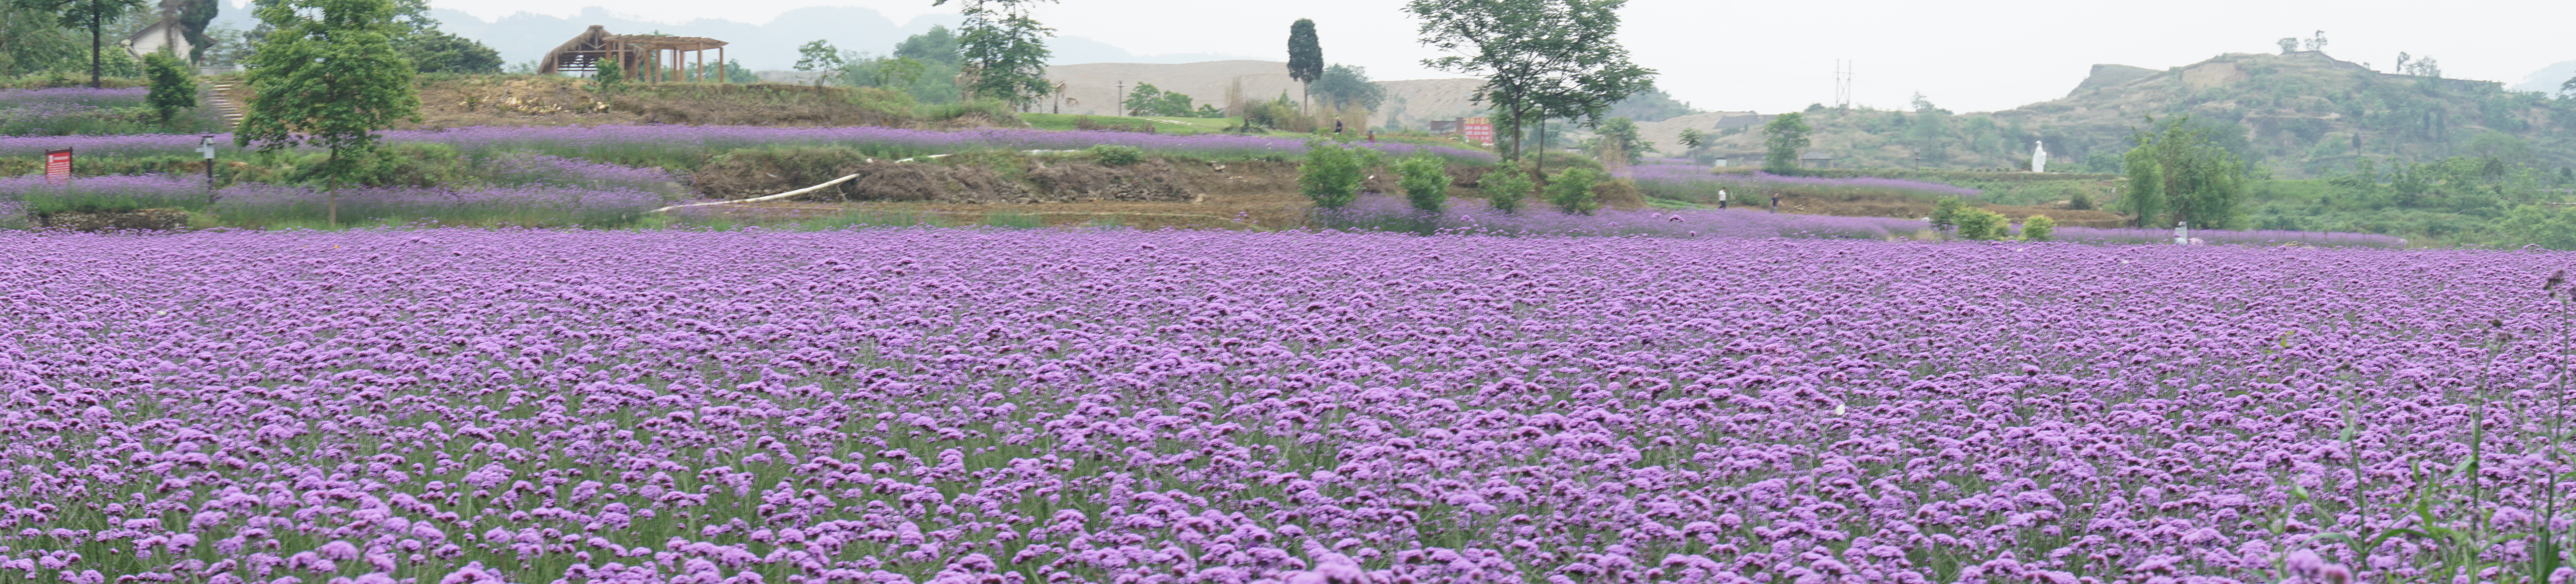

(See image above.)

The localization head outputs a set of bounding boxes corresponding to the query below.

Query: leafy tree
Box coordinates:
[1929,197,1966,232]
[176,0,215,62]
[1676,128,1705,151]
[1761,112,1811,174]
[1604,87,1694,122]
[1395,152,1448,212]
[2497,204,2576,250]
[14,0,145,87]
[1590,116,1646,165]
[235,0,419,226]
[2021,214,2056,241]
[2118,115,2247,228]
[935,0,1055,107]
[1545,166,1602,215]
[592,58,624,93]
[1480,163,1532,213]
[399,29,501,73]
[1286,18,1320,100]
[1408,0,1655,166]
[142,49,192,123]
[2277,38,2298,54]
[0,4,83,75]
[1309,64,1383,111]
[1298,138,1376,209]
[794,40,842,85]
[1952,208,2006,240]
[1121,83,1201,117]
[894,25,961,67]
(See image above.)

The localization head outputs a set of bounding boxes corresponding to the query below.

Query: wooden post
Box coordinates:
[717,47,725,83]
[695,49,703,82]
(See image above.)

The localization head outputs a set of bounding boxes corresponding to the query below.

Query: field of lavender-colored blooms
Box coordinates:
[6,227,2572,584]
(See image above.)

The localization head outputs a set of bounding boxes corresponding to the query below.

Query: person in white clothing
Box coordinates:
[1718,189,1729,209]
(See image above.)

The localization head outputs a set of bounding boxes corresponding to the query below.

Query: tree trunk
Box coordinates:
[90,0,101,89]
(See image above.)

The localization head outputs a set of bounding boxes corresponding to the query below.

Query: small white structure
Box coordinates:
[2031,140,2048,173]
[2173,221,2189,244]
[127,20,192,61]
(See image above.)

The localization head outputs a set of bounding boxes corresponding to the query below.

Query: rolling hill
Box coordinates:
[1678,51,2576,178]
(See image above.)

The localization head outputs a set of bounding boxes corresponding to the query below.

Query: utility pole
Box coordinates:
[1116,81,1125,116]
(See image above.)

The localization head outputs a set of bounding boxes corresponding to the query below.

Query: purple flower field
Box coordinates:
[6,227,2573,584]
[1624,165,1984,200]
[0,126,1495,164]
[0,174,666,226]
[1318,195,1926,239]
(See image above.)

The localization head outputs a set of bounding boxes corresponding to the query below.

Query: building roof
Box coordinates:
[607,35,729,52]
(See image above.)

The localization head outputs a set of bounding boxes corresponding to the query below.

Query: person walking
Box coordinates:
[1769,192,1780,213]
[1718,188,1728,209]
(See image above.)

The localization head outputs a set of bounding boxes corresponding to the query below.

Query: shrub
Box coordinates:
[1930,197,1967,232]
[1954,208,2007,240]
[1481,165,1533,214]
[592,60,626,95]
[1395,153,1448,213]
[1547,167,1605,215]
[1088,144,1144,166]
[2067,188,2095,210]
[1299,138,1375,209]
[2022,214,2056,241]
[143,52,195,125]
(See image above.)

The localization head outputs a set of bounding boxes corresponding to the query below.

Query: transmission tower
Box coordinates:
[1833,60,1853,108]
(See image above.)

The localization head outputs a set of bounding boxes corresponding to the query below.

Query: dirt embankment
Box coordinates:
[405,77,943,129]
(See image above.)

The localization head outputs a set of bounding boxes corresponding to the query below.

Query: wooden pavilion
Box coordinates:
[537,25,731,83]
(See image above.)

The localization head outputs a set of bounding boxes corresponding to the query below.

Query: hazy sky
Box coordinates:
[384,0,2569,114]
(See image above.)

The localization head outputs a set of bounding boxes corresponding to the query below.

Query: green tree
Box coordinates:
[1395,152,1448,212]
[1123,83,1202,116]
[1310,64,1384,111]
[1481,163,1532,213]
[1408,0,1655,168]
[2118,115,2247,228]
[1762,112,1811,174]
[2499,204,2576,250]
[235,0,419,226]
[1286,18,1321,101]
[142,49,192,124]
[794,40,842,85]
[2021,214,2056,241]
[1676,128,1705,151]
[894,25,962,66]
[176,0,215,62]
[1545,166,1603,215]
[935,0,1055,107]
[14,0,144,87]
[592,58,625,93]
[1929,197,1966,232]
[1952,209,2006,240]
[1591,116,1646,165]
[1299,138,1375,209]
[399,29,501,73]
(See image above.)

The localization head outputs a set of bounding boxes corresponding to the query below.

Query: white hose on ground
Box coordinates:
[650,172,866,213]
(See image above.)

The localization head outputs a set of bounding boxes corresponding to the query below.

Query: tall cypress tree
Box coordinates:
[1285,19,1321,103]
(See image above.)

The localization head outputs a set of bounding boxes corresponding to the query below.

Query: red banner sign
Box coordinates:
[1462,118,1493,146]
[43,149,70,184]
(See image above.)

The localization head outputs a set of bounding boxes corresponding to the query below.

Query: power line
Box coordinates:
[1833,60,1853,108]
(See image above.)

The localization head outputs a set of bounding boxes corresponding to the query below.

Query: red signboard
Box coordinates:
[43,149,70,184]
[1462,117,1493,146]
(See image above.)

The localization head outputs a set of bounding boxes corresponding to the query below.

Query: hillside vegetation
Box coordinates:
[1689,51,2576,178]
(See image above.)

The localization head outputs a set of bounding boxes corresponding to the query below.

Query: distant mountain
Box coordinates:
[1684,51,2576,178]
[2515,61,2576,95]
[212,4,1254,72]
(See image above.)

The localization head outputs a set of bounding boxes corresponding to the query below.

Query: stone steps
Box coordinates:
[206,82,245,126]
